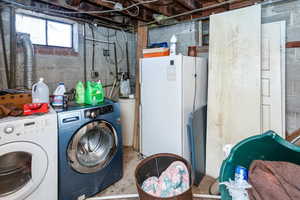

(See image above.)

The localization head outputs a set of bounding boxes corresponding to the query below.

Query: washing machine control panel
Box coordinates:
[85,105,114,119]
[0,119,47,138]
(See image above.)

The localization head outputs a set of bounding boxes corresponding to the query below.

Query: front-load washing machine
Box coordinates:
[57,99,123,200]
[0,108,58,200]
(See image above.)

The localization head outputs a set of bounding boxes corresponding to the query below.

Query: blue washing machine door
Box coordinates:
[67,120,118,174]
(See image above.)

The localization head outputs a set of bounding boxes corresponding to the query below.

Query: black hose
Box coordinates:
[83,23,87,83]
[89,24,95,71]
[125,41,130,79]
[113,42,118,80]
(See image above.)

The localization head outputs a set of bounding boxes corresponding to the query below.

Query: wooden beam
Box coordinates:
[133,21,148,151]
[37,0,128,25]
[86,0,154,21]
[202,1,228,16]
[65,0,81,6]
[286,41,300,48]
[38,0,153,22]
[175,0,200,10]
[130,0,174,17]
[229,0,262,9]
[187,0,263,20]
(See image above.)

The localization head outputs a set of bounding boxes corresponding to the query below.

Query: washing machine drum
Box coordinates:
[67,120,118,174]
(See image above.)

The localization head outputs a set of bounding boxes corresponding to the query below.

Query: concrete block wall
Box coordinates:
[0,7,136,99]
[148,21,199,55]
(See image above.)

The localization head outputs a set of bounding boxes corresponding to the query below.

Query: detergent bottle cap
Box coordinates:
[170,34,177,43]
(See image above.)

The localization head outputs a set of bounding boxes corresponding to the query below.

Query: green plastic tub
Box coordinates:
[219,130,300,200]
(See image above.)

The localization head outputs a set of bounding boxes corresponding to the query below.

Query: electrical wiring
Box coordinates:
[192,57,197,113]
[151,0,174,6]
[19,0,160,15]
[145,0,239,25]
[120,28,128,42]
[144,0,290,26]
[104,29,125,66]
[0,0,135,31]
[97,26,117,37]
[102,0,119,4]
[126,6,139,17]
[89,24,96,71]
[125,0,140,17]
[93,0,140,17]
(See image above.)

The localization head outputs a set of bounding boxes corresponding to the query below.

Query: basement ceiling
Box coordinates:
[7,0,265,28]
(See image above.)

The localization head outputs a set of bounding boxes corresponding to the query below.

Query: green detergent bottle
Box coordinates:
[85,81,105,105]
[75,81,85,104]
[85,81,93,105]
[94,81,105,103]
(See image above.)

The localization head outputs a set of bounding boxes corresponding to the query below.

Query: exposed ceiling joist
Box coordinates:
[174,0,200,10]
[17,0,267,27]
[65,0,81,6]
[130,0,174,16]
[85,0,154,21]
[36,0,130,26]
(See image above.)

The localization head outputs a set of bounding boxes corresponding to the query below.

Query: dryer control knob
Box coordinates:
[85,111,91,118]
[90,112,96,119]
[4,126,14,134]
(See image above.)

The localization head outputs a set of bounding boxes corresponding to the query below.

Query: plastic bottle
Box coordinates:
[85,81,93,105]
[52,82,66,107]
[170,34,177,56]
[85,81,105,105]
[120,73,130,97]
[75,81,85,104]
[95,81,105,103]
[32,77,49,103]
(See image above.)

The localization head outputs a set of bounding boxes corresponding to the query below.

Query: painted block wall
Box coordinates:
[148,21,199,55]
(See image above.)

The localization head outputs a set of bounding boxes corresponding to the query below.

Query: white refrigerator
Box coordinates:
[140,55,207,161]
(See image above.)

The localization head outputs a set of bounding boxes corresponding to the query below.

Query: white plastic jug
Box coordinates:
[32,78,50,103]
[170,34,177,56]
[53,82,66,95]
[52,82,66,106]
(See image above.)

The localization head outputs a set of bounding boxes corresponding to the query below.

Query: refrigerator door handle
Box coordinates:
[139,104,142,153]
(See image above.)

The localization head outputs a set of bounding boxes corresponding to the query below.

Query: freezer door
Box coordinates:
[140,56,182,157]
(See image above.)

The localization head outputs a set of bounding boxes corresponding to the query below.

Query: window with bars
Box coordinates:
[16,14,73,48]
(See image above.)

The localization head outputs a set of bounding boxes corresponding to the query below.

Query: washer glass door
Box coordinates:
[0,142,48,200]
[67,120,118,173]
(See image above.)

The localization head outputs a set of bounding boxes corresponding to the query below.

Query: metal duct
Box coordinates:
[18,33,34,89]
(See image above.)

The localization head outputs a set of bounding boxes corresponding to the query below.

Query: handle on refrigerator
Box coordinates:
[139,103,142,154]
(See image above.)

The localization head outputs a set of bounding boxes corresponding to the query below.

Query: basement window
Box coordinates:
[16,14,73,48]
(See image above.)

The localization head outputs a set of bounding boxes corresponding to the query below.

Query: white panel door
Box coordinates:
[261,22,286,138]
[140,56,183,157]
[206,5,262,178]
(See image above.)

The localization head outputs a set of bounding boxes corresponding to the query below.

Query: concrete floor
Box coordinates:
[95,147,216,200]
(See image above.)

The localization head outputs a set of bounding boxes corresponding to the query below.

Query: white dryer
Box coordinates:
[0,107,57,200]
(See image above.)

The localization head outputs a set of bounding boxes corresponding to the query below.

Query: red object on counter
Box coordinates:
[23,103,49,115]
